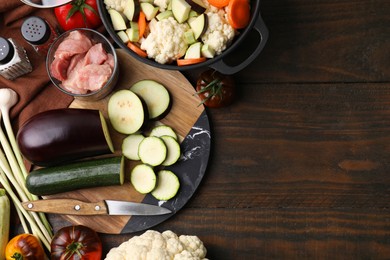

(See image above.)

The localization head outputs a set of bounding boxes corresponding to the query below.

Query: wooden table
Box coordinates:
[15,0,390,258]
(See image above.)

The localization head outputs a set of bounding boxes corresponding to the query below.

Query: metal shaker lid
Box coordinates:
[0,37,15,65]
[21,16,51,45]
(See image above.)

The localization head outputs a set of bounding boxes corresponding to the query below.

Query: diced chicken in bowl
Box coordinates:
[47,28,119,100]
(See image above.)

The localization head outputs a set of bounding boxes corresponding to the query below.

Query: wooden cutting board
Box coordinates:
[45,49,210,234]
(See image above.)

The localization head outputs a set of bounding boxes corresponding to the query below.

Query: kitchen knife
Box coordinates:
[22,199,172,216]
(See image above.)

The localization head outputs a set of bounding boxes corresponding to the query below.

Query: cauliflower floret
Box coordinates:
[179,235,207,258]
[141,17,189,64]
[104,0,127,12]
[154,0,171,12]
[201,10,236,55]
[105,230,208,260]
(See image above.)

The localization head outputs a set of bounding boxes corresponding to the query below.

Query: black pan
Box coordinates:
[97,0,268,75]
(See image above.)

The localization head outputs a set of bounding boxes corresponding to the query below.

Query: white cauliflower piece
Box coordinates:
[201,10,236,55]
[141,17,189,64]
[154,0,171,12]
[104,0,127,12]
[105,230,208,260]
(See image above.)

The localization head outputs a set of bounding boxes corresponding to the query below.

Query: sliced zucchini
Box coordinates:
[150,125,178,140]
[151,170,180,200]
[130,80,171,120]
[26,157,125,196]
[161,135,181,166]
[108,89,146,134]
[130,164,156,194]
[122,134,145,160]
[138,136,167,166]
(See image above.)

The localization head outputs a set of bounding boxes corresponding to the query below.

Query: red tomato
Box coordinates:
[50,225,102,260]
[195,69,236,108]
[54,0,102,31]
[5,234,45,260]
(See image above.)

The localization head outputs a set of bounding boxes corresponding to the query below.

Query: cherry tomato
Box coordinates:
[54,0,102,31]
[195,69,236,108]
[51,225,102,260]
[5,234,45,260]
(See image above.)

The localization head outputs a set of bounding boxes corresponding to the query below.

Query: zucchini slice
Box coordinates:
[151,170,180,201]
[108,89,146,134]
[150,125,178,140]
[130,164,156,194]
[130,80,171,120]
[122,134,145,160]
[26,156,125,196]
[160,135,181,166]
[138,136,167,166]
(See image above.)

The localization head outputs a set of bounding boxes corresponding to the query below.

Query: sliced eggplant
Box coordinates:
[185,0,206,13]
[188,13,208,39]
[140,2,159,21]
[108,9,127,31]
[17,108,114,167]
[123,0,141,21]
[171,0,191,23]
[130,79,171,120]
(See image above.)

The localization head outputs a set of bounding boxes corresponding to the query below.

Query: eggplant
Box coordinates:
[17,108,114,167]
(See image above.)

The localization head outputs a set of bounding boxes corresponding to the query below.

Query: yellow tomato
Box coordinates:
[5,234,45,260]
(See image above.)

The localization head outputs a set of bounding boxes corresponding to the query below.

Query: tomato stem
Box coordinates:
[11,253,23,260]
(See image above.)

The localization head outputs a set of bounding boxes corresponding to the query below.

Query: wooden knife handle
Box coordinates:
[22,199,108,215]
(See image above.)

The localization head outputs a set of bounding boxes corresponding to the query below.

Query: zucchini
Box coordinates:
[122,134,145,160]
[150,125,178,140]
[17,108,114,167]
[26,156,125,196]
[160,135,181,166]
[151,170,180,201]
[130,164,156,194]
[138,136,167,166]
[0,189,10,260]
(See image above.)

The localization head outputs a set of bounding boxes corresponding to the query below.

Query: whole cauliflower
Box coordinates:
[105,230,208,260]
[201,8,236,55]
[141,17,189,64]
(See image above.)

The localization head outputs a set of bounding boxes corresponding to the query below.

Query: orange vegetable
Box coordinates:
[127,42,148,58]
[177,57,207,66]
[138,11,147,40]
[207,0,230,8]
[227,0,250,29]
[5,234,45,260]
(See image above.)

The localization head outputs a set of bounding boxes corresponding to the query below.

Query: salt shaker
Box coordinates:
[0,37,33,80]
[21,16,59,56]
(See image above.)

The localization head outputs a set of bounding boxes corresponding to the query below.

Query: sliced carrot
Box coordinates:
[127,42,148,58]
[207,0,230,8]
[227,0,250,29]
[138,11,147,40]
[177,57,207,66]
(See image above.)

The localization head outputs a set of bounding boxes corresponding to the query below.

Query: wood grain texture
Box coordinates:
[12,0,390,258]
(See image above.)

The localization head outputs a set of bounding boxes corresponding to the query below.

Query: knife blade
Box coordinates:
[22,199,172,216]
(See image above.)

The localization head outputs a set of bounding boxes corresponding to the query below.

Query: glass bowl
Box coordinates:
[46,28,119,101]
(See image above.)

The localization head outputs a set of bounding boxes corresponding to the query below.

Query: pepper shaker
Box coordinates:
[0,37,33,80]
[21,16,59,56]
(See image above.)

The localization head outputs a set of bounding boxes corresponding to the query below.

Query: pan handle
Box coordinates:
[209,14,269,75]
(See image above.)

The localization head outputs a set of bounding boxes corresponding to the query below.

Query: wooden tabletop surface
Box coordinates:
[13,0,390,259]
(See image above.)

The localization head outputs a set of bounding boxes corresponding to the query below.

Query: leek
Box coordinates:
[0,188,10,260]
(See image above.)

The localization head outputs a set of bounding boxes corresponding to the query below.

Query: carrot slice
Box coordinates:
[127,42,148,58]
[138,11,147,40]
[177,57,207,66]
[227,0,250,29]
[208,0,230,8]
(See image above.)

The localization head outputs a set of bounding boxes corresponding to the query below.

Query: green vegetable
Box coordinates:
[26,157,125,196]
[151,170,180,201]
[0,188,10,260]
[130,164,156,194]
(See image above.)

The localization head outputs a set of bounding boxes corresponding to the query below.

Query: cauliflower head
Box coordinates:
[105,230,207,260]
[201,9,236,55]
[104,0,127,12]
[141,17,189,64]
